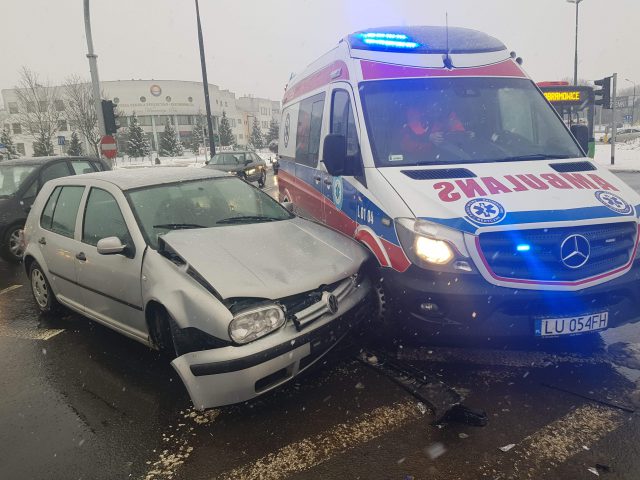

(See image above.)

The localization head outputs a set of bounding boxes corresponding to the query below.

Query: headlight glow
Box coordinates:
[246,168,256,175]
[414,236,454,264]
[229,304,285,344]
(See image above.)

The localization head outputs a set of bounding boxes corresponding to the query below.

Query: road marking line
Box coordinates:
[217,401,422,480]
[478,404,625,479]
[0,284,22,295]
[0,322,65,341]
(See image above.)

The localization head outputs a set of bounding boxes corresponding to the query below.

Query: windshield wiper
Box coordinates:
[216,215,279,224]
[494,154,573,162]
[153,223,206,230]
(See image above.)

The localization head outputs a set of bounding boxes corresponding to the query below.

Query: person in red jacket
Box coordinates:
[400,104,467,157]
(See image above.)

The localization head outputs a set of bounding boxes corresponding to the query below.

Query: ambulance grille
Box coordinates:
[478,222,637,282]
[549,161,596,173]
[401,168,476,180]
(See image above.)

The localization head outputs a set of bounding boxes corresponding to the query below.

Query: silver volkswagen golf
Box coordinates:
[22,167,373,409]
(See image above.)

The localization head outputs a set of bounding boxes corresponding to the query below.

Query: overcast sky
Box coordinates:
[2,0,639,101]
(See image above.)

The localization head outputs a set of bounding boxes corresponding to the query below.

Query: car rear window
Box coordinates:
[41,185,85,238]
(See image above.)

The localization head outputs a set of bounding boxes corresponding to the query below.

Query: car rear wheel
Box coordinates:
[258,170,267,188]
[1,224,24,263]
[30,262,58,313]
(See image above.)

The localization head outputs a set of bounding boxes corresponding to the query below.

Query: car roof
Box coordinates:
[0,156,100,167]
[214,151,251,155]
[73,166,227,190]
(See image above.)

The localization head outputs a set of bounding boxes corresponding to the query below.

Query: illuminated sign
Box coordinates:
[543,91,581,103]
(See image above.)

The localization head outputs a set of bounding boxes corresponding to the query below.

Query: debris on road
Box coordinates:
[424,442,447,460]
[417,402,428,415]
[588,467,600,476]
[458,433,469,439]
[499,443,516,452]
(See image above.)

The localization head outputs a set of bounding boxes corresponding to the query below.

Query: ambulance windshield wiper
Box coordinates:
[494,154,573,162]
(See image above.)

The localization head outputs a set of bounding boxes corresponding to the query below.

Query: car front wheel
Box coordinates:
[1,224,25,263]
[30,262,58,313]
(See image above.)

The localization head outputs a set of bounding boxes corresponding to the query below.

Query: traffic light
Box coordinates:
[594,76,612,109]
[101,100,118,135]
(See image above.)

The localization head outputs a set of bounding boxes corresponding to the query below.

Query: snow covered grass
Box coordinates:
[594,139,640,172]
[112,149,278,170]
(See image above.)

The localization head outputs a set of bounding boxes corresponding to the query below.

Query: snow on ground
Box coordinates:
[112,149,278,170]
[594,139,640,172]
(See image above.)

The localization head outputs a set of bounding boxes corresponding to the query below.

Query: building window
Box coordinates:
[137,115,152,126]
[156,115,174,126]
[166,96,172,102]
[272,108,279,115]
[177,115,193,125]
[16,143,25,155]
[225,101,228,107]
[26,102,35,113]
[8,102,18,114]
[188,96,193,103]
[39,101,48,111]
[238,134,243,140]
[54,100,65,112]
[140,96,147,103]
[113,97,120,104]
[57,120,68,132]
[12,123,22,134]
[216,100,219,105]
[119,116,129,128]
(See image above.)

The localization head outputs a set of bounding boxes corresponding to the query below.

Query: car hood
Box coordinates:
[377,158,640,233]
[160,217,368,299]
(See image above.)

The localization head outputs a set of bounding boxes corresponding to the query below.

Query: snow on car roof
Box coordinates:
[76,166,227,190]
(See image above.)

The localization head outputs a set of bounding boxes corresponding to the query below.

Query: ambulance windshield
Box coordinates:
[359,77,583,167]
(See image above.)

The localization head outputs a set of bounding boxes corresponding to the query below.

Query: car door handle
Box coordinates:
[38,237,46,245]
[75,252,87,262]
[313,176,322,184]
[324,179,333,186]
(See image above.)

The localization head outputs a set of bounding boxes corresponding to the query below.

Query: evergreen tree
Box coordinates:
[158,119,184,157]
[265,118,279,145]
[126,113,151,158]
[191,113,206,153]
[0,126,18,159]
[33,133,54,157]
[218,111,235,147]
[66,131,83,156]
[249,117,264,149]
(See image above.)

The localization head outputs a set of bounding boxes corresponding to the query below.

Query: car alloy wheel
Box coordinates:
[8,227,24,260]
[31,267,50,309]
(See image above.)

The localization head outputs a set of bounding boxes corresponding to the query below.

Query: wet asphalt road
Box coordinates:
[3,171,640,480]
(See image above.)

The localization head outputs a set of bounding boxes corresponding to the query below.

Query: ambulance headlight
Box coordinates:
[395,218,472,270]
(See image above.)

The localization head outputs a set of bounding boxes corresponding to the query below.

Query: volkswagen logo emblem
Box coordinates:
[560,234,590,269]
[322,292,339,314]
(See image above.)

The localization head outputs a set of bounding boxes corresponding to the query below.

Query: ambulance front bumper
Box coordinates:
[383,261,640,337]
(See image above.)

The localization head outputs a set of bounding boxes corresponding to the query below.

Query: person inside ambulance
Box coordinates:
[400,100,473,160]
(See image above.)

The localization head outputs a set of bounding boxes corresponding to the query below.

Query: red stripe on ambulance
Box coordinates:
[360,59,526,81]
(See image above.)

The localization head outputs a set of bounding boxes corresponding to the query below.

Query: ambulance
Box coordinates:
[277,26,640,338]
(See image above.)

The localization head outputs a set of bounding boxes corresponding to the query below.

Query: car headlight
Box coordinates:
[229,304,285,344]
[396,218,473,271]
[246,168,256,175]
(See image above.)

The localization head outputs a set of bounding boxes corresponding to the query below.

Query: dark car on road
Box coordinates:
[0,156,110,262]
[205,151,268,187]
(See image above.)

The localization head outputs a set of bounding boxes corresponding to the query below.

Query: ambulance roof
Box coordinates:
[347,26,507,54]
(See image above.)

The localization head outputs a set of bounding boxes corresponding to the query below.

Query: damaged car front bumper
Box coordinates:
[171,276,373,409]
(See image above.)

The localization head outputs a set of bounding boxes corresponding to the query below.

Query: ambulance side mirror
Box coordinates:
[322,134,347,176]
[570,124,589,156]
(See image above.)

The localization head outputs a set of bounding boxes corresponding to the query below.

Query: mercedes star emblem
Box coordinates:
[560,234,591,269]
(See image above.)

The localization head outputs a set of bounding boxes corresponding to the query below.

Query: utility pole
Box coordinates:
[611,73,617,166]
[194,0,216,160]
[83,0,106,139]
[567,0,583,86]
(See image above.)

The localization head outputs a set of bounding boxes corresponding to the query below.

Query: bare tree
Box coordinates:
[63,75,101,157]
[14,67,62,156]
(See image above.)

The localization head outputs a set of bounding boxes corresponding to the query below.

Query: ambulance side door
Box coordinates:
[321,85,364,236]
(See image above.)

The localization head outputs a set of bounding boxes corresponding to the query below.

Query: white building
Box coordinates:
[1,79,280,157]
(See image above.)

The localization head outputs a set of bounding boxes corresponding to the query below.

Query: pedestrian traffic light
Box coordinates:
[101,100,118,135]
[594,76,612,109]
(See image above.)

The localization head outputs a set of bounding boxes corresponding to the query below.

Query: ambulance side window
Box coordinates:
[295,93,325,167]
[331,90,360,158]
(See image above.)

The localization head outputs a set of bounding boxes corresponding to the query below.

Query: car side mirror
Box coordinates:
[280,201,294,213]
[97,236,126,255]
[323,134,347,176]
[570,124,589,156]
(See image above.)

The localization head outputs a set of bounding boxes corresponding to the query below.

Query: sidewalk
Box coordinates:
[594,139,640,172]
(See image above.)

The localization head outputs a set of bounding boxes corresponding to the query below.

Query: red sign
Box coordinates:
[100,135,117,159]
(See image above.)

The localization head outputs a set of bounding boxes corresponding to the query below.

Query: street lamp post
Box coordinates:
[567,0,584,86]
[194,0,216,159]
[625,78,637,125]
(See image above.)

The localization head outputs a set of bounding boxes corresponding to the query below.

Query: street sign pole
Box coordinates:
[83,0,106,142]
[194,0,216,160]
[611,73,617,166]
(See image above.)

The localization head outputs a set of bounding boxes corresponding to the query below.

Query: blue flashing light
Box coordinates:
[356,32,421,50]
[516,244,531,252]
[362,38,420,49]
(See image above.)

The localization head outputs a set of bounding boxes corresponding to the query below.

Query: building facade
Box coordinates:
[1,79,280,157]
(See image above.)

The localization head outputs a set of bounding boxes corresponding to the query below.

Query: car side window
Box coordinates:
[91,162,104,172]
[21,180,37,200]
[40,162,71,187]
[82,188,132,248]
[295,92,325,167]
[71,160,96,175]
[331,89,361,158]
[42,186,85,238]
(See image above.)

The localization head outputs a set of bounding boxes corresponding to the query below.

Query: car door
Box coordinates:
[322,86,363,236]
[37,184,86,308]
[39,160,73,190]
[293,92,326,219]
[75,184,146,338]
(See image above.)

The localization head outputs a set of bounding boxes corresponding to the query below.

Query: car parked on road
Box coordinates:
[22,167,372,409]
[609,128,640,143]
[205,150,268,187]
[0,156,110,262]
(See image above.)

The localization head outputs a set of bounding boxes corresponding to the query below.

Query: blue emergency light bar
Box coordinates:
[354,32,421,50]
[516,244,531,252]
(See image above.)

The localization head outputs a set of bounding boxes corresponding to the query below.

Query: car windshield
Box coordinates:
[359,77,583,167]
[126,176,292,248]
[209,153,246,165]
[0,164,37,197]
